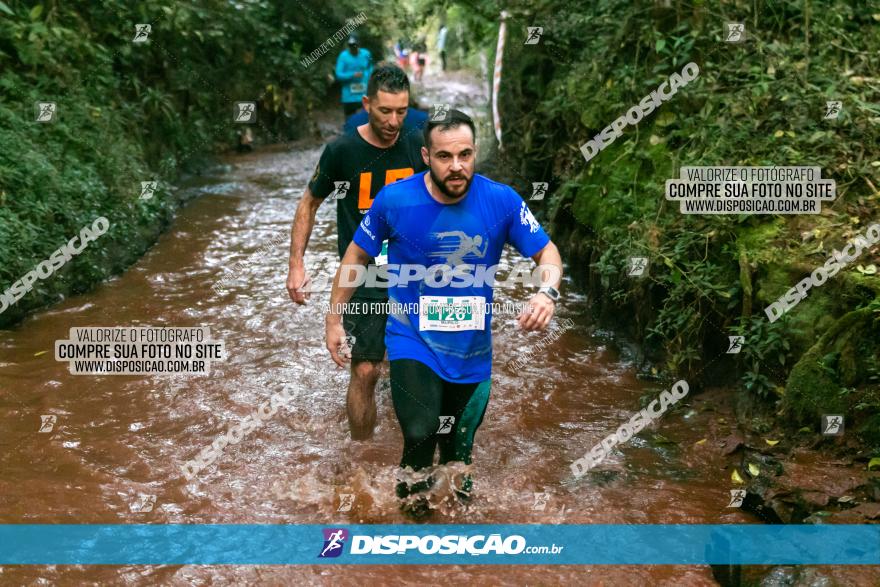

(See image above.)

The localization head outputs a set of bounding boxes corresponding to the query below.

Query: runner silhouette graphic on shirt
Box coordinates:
[430,231,488,267]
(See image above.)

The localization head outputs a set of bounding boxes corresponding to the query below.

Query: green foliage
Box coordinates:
[0,0,363,325]
[731,315,790,398]
[489,0,880,403]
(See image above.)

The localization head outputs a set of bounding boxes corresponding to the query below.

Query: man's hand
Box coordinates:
[286,265,311,304]
[353,71,363,79]
[517,293,555,331]
[325,315,349,368]
[287,186,324,304]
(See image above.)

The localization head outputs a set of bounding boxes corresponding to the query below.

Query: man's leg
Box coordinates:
[389,359,443,472]
[437,379,490,501]
[347,359,380,440]
[437,379,490,465]
[390,358,450,514]
[342,300,388,440]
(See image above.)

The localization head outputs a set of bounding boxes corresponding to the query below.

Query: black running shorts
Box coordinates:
[342,298,387,362]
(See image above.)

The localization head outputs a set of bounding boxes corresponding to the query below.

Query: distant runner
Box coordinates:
[411,39,427,82]
[335,34,372,117]
[287,65,426,440]
[394,38,408,70]
[324,109,563,516]
[437,25,448,72]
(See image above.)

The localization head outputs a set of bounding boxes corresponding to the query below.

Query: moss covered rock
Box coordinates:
[783,307,880,432]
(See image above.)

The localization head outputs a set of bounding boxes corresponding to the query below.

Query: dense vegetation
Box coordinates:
[468,0,880,446]
[0,0,366,326]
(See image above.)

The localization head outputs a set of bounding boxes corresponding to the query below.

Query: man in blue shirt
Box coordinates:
[335,34,372,116]
[343,105,428,135]
[324,109,563,516]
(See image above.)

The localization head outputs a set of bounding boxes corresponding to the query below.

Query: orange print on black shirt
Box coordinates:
[358,167,414,210]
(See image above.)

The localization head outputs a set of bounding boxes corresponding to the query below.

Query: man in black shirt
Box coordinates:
[286,65,427,440]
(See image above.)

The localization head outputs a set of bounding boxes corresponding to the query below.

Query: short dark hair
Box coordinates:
[367,64,410,98]
[423,108,476,149]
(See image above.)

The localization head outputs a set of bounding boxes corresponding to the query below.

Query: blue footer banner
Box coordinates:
[1,524,878,565]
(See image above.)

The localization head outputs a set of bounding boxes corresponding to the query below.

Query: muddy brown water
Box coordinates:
[1,73,875,586]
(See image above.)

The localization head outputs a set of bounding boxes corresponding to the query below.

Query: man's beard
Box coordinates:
[429,167,471,199]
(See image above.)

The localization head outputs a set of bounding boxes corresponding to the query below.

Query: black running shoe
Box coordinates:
[395,475,435,498]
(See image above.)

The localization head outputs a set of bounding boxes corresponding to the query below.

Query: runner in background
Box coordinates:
[393,38,409,71]
[287,65,426,441]
[335,34,372,117]
[411,39,427,82]
[437,25,448,72]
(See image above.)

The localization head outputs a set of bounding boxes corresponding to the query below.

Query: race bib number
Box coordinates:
[349,82,366,93]
[374,240,389,267]
[419,296,486,332]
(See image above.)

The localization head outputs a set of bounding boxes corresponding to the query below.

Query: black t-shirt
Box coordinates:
[308,126,427,298]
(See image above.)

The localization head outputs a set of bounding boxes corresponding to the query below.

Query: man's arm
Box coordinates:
[325,241,372,367]
[286,186,324,304]
[518,241,563,331]
[531,241,562,289]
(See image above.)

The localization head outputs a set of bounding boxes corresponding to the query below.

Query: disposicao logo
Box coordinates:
[319,528,348,558]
